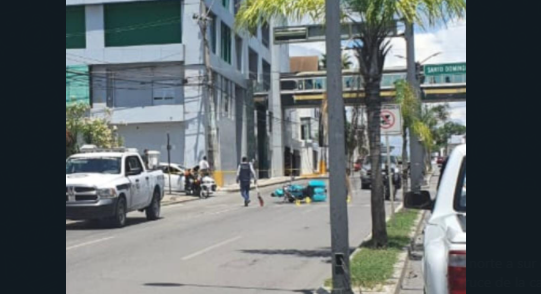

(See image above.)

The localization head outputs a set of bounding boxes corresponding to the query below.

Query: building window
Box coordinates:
[236,35,243,71]
[262,21,270,48]
[268,112,273,133]
[66,6,86,49]
[104,0,182,47]
[153,80,177,106]
[221,22,232,64]
[209,13,217,54]
[223,77,230,114]
[222,0,230,10]
[262,60,271,91]
[249,48,258,82]
[234,0,241,14]
[301,118,312,141]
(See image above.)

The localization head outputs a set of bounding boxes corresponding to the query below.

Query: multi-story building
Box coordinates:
[66,0,287,185]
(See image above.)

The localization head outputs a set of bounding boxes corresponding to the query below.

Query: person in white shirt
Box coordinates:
[199,156,210,176]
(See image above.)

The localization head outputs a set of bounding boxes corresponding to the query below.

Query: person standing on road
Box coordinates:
[199,156,210,176]
[142,149,149,169]
[237,157,257,207]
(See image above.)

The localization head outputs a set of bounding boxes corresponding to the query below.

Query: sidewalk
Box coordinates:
[398,172,439,294]
[218,175,328,193]
[161,192,202,206]
[398,213,427,294]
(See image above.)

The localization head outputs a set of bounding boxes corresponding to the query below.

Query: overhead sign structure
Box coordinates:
[274,22,398,44]
[424,63,466,76]
[380,105,402,135]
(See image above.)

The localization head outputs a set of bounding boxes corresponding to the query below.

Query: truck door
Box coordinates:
[125,156,148,209]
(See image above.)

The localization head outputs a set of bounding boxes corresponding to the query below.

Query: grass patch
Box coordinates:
[325,209,420,290]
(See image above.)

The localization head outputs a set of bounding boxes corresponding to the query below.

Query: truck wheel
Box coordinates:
[146,189,161,221]
[110,197,127,228]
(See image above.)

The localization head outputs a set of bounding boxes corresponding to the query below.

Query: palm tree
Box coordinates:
[320,53,353,70]
[396,81,451,193]
[236,0,466,247]
[420,104,450,170]
[395,80,419,197]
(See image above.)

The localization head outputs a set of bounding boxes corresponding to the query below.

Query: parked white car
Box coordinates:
[405,144,466,294]
[66,148,165,228]
[158,163,186,192]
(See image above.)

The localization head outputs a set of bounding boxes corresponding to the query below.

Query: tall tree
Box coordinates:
[236,0,466,247]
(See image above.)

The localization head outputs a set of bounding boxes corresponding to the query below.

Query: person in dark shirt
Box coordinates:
[236,157,257,207]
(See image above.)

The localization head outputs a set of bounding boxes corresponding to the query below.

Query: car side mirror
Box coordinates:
[404,191,434,210]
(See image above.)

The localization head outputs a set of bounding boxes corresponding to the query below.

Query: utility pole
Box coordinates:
[405,22,424,194]
[196,1,221,179]
[326,0,353,293]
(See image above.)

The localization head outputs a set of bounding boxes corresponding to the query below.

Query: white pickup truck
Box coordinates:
[405,144,466,294]
[66,148,165,228]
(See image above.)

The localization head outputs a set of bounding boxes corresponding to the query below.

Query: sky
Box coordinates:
[288,19,466,155]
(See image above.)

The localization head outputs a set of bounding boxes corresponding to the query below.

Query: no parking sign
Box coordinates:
[381,105,402,135]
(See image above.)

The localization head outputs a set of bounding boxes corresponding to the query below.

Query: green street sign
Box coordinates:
[424,63,466,76]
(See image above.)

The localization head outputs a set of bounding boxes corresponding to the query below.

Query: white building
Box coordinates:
[66,0,288,185]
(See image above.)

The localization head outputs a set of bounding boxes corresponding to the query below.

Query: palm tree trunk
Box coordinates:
[365,80,388,247]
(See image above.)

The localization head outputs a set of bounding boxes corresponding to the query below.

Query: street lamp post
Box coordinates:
[326,0,353,293]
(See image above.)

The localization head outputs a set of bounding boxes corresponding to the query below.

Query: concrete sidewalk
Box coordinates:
[162,192,203,206]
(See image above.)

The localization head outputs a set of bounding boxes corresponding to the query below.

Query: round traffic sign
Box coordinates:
[381,110,396,130]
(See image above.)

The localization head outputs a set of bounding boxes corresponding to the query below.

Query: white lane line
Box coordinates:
[181,236,242,261]
[66,237,115,251]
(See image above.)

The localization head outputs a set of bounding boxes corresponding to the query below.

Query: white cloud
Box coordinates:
[385,19,466,67]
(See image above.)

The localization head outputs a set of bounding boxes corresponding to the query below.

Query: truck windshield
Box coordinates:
[454,156,466,212]
[66,157,122,175]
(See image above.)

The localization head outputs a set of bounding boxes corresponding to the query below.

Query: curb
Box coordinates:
[393,210,426,294]
[161,197,201,207]
[317,203,406,294]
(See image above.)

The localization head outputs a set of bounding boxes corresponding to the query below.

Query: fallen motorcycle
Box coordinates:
[271,180,327,203]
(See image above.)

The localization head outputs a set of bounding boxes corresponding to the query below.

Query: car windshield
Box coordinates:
[66,157,122,175]
[363,156,397,165]
[455,157,466,212]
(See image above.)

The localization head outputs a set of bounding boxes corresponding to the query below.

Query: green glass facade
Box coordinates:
[104,0,182,47]
[66,66,90,105]
[66,6,86,49]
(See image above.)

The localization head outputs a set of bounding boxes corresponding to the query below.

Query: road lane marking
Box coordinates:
[181,236,242,261]
[66,237,114,251]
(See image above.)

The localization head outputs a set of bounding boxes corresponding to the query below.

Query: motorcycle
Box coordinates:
[186,175,217,199]
[271,180,327,203]
[199,175,217,199]
[383,166,401,201]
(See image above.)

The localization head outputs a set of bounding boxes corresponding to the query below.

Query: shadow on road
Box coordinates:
[239,247,357,263]
[66,217,152,231]
[143,282,314,293]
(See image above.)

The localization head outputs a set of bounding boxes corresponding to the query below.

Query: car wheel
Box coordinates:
[110,197,127,228]
[361,183,370,190]
[146,189,161,221]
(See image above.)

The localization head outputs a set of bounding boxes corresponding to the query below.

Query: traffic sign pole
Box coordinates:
[386,134,394,219]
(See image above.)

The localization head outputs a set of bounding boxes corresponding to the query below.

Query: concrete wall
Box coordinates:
[116,122,186,164]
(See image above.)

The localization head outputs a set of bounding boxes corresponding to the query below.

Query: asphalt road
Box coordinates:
[66,178,401,294]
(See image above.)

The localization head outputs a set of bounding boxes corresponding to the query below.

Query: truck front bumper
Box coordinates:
[66,199,118,220]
